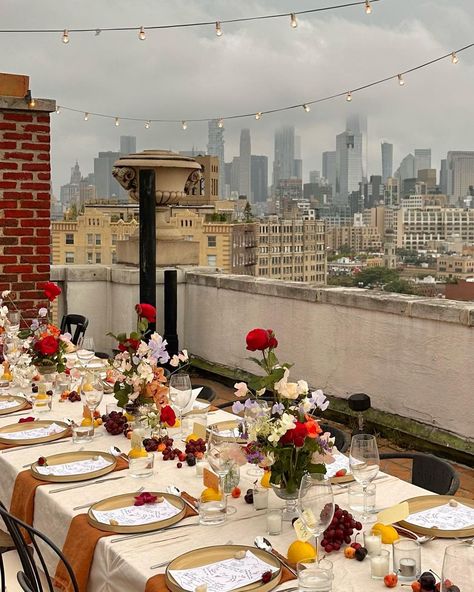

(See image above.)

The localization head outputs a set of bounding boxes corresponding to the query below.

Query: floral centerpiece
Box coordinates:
[232,328,334,512]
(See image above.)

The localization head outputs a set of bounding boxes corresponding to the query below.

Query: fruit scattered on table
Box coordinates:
[354,547,368,561]
[128,448,148,459]
[103,411,128,435]
[260,471,271,488]
[31,384,39,393]
[37,456,47,466]
[320,504,363,553]
[185,433,199,443]
[18,416,35,423]
[93,418,102,427]
[176,462,183,468]
[411,582,422,592]
[200,487,222,502]
[231,487,241,498]
[410,572,440,592]
[244,489,254,504]
[287,540,316,564]
[334,469,347,477]
[80,418,93,427]
[344,547,356,559]
[261,571,272,584]
[384,574,398,588]
[184,438,206,465]
[371,522,399,544]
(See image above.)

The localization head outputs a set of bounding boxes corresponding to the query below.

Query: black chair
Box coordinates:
[60,314,88,345]
[319,423,350,453]
[0,529,15,592]
[379,452,460,495]
[0,503,78,592]
[192,383,216,404]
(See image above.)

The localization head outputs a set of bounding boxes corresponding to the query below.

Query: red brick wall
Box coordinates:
[0,103,53,321]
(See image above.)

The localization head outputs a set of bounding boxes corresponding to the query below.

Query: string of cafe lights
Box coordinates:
[47,42,472,128]
[2,0,382,42]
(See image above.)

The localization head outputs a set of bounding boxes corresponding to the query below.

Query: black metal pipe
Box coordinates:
[139,169,156,335]
[163,269,178,356]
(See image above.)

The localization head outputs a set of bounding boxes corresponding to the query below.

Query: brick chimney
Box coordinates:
[0,74,56,320]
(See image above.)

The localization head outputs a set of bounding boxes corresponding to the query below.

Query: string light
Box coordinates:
[255,112,262,120]
[145,120,150,129]
[115,117,120,126]
[182,120,188,130]
[397,74,405,86]
[139,26,146,40]
[56,105,61,114]
[303,104,311,112]
[451,51,459,64]
[25,91,35,108]
[290,13,298,28]
[217,118,224,128]
[365,0,372,14]
[84,112,89,120]
[215,21,223,37]
[62,29,69,43]
[346,91,352,102]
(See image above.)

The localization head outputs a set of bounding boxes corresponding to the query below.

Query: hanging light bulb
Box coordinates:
[451,51,459,64]
[84,112,89,121]
[303,104,311,112]
[62,29,70,44]
[139,26,146,40]
[56,105,61,114]
[398,74,405,86]
[346,91,352,102]
[365,0,372,14]
[255,112,262,120]
[145,120,151,129]
[182,120,188,130]
[290,13,298,28]
[215,21,223,37]
[218,118,224,128]
[115,117,120,127]
[25,91,35,108]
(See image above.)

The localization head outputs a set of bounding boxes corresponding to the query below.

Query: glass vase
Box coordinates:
[271,483,299,521]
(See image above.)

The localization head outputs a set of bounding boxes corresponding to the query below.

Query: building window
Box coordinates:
[112,234,117,245]
[87,233,93,245]
[87,252,93,264]
[207,254,217,267]
[65,233,74,245]
[112,251,117,264]
[207,236,217,247]
[95,234,101,245]
[96,252,102,264]
[65,251,74,263]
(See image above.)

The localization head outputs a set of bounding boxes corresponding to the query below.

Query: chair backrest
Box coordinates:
[0,503,78,592]
[319,423,350,453]
[60,314,89,345]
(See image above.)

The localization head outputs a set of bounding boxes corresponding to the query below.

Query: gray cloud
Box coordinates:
[1,0,473,195]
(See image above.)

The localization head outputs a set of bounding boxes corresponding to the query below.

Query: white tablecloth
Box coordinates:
[0,389,461,591]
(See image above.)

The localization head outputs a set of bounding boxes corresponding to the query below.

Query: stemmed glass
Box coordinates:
[298,473,335,560]
[441,542,474,591]
[3,336,22,367]
[168,373,193,438]
[82,375,103,436]
[244,400,270,477]
[76,336,95,368]
[207,426,240,515]
[349,434,379,522]
[6,311,21,335]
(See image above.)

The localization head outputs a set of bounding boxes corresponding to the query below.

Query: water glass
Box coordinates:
[370,549,390,579]
[32,393,52,414]
[441,542,474,591]
[266,508,283,535]
[76,336,95,366]
[198,495,227,525]
[72,423,94,443]
[297,558,333,592]
[393,539,421,581]
[348,483,376,513]
[253,485,269,510]
[129,452,154,478]
[169,373,192,437]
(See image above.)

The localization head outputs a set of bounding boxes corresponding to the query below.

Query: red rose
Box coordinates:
[246,328,271,351]
[160,405,176,426]
[267,329,278,349]
[135,303,156,323]
[118,338,141,352]
[280,422,308,447]
[35,335,59,356]
[43,282,61,302]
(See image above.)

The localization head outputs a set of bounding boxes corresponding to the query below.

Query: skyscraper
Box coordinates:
[346,113,368,180]
[94,151,122,199]
[119,136,136,156]
[207,119,225,197]
[273,125,295,187]
[251,155,268,203]
[309,171,321,184]
[447,151,474,202]
[440,159,448,195]
[322,151,336,196]
[381,142,393,184]
[335,129,363,205]
[239,129,251,199]
[414,149,431,176]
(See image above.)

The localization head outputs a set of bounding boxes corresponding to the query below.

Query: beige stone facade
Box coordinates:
[326,225,382,253]
[257,217,326,283]
[437,255,474,278]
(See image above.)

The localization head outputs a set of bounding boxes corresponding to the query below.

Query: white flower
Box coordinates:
[297,380,308,394]
[311,389,329,411]
[38,307,48,317]
[169,354,180,367]
[1,290,11,298]
[256,388,266,397]
[274,369,299,400]
[301,398,313,413]
[234,382,248,398]
[178,349,188,362]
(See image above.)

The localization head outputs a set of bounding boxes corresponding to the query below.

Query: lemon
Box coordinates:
[287,540,316,564]
[128,448,148,459]
[35,393,48,400]
[371,522,399,544]
[186,433,199,443]
[200,487,222,502]
[80,418,93,427]
[82,382,93,392]
[260,471,271,488]
[173,419,181,428]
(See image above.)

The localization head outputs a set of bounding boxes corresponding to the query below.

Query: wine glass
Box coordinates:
[441,542,474,591]
[207,426,239,515]
[3,336,21,367]
[6,311,21,335]
[168,373,193,438]
[76,336,95,367]
[298,473,335,560]
[82,374,103,435]
[349,434,379,522]
[244,400,270,477]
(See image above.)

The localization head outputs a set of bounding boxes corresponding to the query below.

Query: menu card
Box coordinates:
[406,502,474,530]
[169,550,278,592]
[0,400,20,411]
[2,423,65,440]
[325,453,350,478]
[92,498,180,526]
[35,455,112,476]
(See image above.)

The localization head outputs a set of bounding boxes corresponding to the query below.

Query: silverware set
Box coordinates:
[2,439,73,454]
[48,474,126,494]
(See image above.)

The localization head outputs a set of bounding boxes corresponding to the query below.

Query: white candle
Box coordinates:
[253,489,268,510]
[364,534,382,556]
[399,558,417,577]
[370,551,390,579]
[266,511,282,535]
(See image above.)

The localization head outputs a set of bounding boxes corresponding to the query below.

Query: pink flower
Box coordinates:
[234,382,248,398]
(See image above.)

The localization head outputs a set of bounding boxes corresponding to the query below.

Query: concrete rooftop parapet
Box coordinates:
[0,95,56,113]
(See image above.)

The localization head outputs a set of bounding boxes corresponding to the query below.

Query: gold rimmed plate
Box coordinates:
[30,450,117,483]
[398,495,474,538]
[207,420,247,443]
[87,491,186,534]
[0,420,69,446]
[184,398,211,416]
[0,395,29,416]
[166,544,282,592]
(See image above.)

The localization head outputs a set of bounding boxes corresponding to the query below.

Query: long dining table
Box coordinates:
[0,386,465,592]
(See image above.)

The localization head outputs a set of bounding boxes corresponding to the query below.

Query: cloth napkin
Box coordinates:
[55,492,198,592]
[145,564,296,592]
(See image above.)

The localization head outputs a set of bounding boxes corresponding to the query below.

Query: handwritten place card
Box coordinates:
[0,400,20,411]
[324,453,351,478]
[193,422,207,441]
[2,423,64,440]
[35,455,112,476]
[203,467,220,492]
[92,498,180,526]
[406,502,474,530]
[169,550,278,592]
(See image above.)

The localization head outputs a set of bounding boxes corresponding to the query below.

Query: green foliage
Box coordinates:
[355,266,399,286]
[327,275,355,287]
[383,279,416,295]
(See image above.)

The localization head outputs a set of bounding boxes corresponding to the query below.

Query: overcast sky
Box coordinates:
[1,0,474,196]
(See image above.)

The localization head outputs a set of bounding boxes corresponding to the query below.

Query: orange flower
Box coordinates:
[304,416,322,439]
[47,324,61,337]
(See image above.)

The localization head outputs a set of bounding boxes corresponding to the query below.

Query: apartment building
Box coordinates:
[326,225,382,252]
[437,255,474,278]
